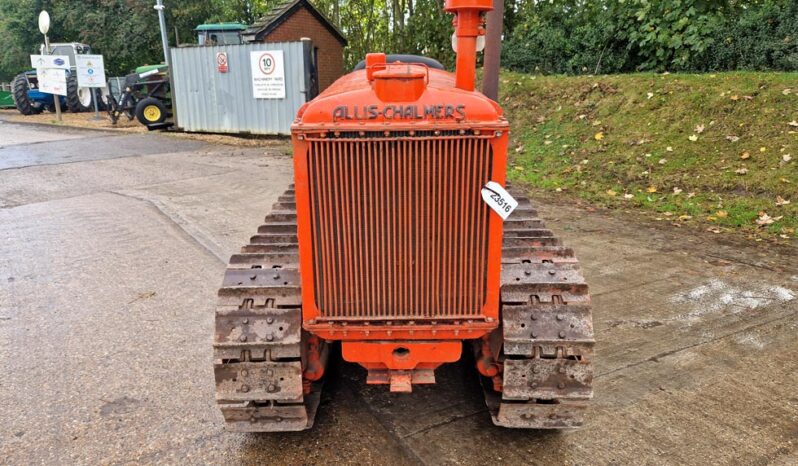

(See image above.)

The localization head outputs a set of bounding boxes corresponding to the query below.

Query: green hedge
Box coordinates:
[501,0,798,75]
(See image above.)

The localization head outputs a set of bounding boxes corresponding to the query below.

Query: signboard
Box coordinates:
[250,50,285,99]
[216,52,228,73]
[30,54,70,70]
[37,68,67,96]
[75,54,106,88]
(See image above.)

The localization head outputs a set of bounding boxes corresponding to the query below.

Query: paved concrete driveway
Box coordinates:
[1,119,796,465]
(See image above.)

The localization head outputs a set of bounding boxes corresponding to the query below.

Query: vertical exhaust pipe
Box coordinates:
[444,0,494,91]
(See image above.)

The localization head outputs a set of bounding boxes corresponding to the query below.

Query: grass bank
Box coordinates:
[501,71,797,240]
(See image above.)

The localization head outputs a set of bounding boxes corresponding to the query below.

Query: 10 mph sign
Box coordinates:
[250,50,285,99]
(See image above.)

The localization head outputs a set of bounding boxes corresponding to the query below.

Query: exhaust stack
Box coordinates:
[444,0,493,91]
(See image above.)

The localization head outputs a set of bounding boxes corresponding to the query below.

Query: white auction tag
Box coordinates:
[481,181,518,220]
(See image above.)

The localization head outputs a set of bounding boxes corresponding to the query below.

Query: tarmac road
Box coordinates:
[1,118,797,465]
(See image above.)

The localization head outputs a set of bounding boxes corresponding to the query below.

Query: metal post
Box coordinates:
[43,34,63,122]
[482,0,504,102]
[91,90,102,120]
[154,0,173,72]
[154,0,177,126]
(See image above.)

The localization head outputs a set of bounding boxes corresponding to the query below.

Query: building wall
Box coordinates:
[261,7,344,92]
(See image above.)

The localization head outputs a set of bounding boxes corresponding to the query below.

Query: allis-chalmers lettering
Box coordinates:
[332,104,466,121]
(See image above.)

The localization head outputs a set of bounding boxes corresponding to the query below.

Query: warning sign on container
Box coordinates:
[216,52,228,73]
[250,50,285,99]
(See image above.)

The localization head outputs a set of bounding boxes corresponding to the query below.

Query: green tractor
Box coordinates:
[0,83,15,108]
[106,64,172,129]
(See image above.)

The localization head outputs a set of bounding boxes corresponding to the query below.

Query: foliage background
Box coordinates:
[0,0,796,80]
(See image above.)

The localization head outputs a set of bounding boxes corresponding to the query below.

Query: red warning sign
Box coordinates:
[216,52,228,73]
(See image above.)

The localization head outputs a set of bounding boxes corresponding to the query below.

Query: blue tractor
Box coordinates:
[12,42,103,115]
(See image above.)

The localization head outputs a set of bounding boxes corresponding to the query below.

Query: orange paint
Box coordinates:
[291,0,504,388]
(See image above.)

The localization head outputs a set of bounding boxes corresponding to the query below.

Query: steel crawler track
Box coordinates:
[214,185,593,431]
[213,186,324,432]
[482,189,595,428]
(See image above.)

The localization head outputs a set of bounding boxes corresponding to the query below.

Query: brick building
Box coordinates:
[243,0,347,93]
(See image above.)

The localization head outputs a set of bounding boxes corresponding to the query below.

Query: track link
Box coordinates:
[483,190,595,428]
[213,186,324,432]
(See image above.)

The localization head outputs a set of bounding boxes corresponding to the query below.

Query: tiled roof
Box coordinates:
[243,0,347,45]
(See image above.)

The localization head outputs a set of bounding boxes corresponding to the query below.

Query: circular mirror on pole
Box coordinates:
[38,10,50,35]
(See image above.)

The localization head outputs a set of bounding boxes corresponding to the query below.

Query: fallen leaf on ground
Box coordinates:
[687,192,696,198]
[695,124,705,133]
[659,158,667,165]
[515,145,524,153]
[783,89,792,95]
[783,154,792,162]
[776,196,791,206]
[760,147,767,152]
[647,92,654,99]
[666,146,673,152]
[688,135,698,142]
[673,187,683,194]
[606,189,617,196]
[756,212,782,225]
[594,132,604,141]
[513,165,524,171]
[726,135,740,142]
[647,186,657,193]
[716,210,728,218]
[678,215,692,221]
[623,193,634,199]
[735,168,748,175]
[544,140,552,145]
[740,152,750,159]
[789,120,798,127]
[730,95,739,101]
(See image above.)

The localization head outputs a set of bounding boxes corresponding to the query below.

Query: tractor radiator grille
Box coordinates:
[307,136,493,320]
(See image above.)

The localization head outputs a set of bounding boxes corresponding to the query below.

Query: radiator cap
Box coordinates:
[371,64,428,102]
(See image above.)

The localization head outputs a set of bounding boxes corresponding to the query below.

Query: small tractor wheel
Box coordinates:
[12,73,40,115]
[66,74,93,112]
[135,97,167,125]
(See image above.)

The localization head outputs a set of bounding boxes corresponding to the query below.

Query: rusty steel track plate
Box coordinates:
[214,185,323,432]
[479,189,595,429]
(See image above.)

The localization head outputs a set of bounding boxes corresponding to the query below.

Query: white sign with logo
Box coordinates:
[37,68,67,96]
[30,54,70,70]
[250,50,285,99]
[75,54,106,88]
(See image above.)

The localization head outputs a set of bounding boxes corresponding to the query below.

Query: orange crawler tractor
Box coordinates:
[214,0,594,431]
